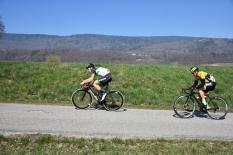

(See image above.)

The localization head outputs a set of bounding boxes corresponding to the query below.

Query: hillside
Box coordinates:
[0,62,232,109]
[0,33,233,64]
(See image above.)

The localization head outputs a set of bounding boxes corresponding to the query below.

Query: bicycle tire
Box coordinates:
[207,96,228,120]
[103,91,124,111]
[173,95,195,118]
[71,89,92,109]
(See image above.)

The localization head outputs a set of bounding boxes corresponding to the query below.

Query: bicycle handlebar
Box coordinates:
[182,87,197,95]
[81,83,91,89]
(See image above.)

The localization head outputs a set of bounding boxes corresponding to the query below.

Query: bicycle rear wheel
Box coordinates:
[207,96,228,120]
[173,95,195,118]
[71,89,92,109]
[103,91,124,111]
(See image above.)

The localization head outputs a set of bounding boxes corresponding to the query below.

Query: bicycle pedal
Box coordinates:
[200,107,208,113]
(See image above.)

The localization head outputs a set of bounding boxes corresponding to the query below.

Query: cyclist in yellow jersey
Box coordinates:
[190,66,216,109]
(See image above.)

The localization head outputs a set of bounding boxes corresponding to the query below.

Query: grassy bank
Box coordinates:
[0,61,232,109]
[1,134,233,154]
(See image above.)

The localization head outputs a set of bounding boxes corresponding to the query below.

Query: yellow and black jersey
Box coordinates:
[193,71,216,90]
[196,71,213,83]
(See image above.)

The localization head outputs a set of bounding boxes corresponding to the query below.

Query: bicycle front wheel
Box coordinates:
[103,91,124,111]
[207,96,228,120]
[173,95,195,118]
[71,89,92,109]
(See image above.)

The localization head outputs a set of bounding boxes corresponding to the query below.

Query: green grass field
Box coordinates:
[1,134,233,154]
[0,62,233,154]
[0,61,232,109]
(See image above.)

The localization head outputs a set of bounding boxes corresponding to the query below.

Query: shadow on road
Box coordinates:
[173,110,226,120]
[74,104,127,112]
[172,110,209,119]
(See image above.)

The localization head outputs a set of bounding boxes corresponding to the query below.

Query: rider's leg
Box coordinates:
[199,89,210,109]
[93,80,106,101]
[93,80,101,92]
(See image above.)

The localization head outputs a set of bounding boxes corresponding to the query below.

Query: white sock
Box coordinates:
[202,98,207,105]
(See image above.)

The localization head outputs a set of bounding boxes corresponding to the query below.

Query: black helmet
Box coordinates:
[86,63,95,69]
[190,66,199,73]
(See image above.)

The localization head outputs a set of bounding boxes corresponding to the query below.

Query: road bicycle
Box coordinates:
[71,83,124,111]
[173,88,228,119]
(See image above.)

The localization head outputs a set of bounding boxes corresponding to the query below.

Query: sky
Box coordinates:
[0,0,233,38]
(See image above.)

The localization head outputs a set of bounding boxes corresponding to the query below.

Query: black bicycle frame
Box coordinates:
[185,91,204,109]
[83,83,110,101]
[86,86,98,100]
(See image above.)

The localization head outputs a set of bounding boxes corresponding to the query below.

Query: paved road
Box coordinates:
[0,103,233,140]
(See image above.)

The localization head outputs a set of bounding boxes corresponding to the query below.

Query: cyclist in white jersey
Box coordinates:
[80,63,112,101]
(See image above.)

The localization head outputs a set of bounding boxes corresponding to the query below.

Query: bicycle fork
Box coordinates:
[183,96,192,110]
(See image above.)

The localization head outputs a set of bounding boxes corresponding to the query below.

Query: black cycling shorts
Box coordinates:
[98,74,112,86]
[204,82,216,93]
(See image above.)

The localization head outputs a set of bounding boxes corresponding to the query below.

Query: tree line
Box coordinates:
[0,16,5,36]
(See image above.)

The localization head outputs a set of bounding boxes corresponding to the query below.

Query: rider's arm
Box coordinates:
[196,79,205,90]
[191,79,198,89]
[81,74,95,85]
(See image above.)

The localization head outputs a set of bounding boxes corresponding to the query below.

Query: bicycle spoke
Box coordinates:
[173,95,195,118]
[71,89,92,109]
[103,91,123,111]
[207,96,228,119]
[81,92,87,101]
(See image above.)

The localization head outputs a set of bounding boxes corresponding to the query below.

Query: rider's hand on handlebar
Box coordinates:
[190,86,196,92]
[186,86,195,91]
[182,87,195,94]
[80,81,85,86]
